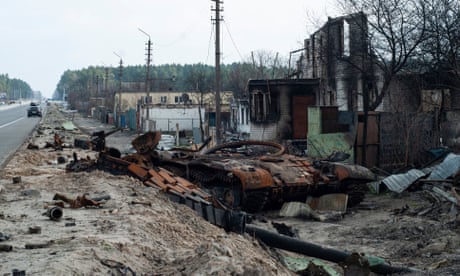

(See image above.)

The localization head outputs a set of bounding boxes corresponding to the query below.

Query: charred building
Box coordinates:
[300,12,381,112]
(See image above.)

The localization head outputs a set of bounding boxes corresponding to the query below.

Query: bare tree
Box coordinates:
[422,0,460,89]
[337,0,427,110]
[226,51,288,99]
[184,65,214,141]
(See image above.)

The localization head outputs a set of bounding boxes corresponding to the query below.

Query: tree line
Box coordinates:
[0,74,34,100]
[53,50,289,105]
[55,0,459,113]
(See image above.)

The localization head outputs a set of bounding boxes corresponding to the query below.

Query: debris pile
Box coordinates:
[1,103,460,275]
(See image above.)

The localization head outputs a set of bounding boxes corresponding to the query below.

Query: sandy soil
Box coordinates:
[1,103,460,275]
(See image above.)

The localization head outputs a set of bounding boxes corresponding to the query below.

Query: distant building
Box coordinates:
[111,91,234,134]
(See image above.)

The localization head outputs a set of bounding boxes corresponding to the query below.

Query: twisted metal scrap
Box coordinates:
[53,193,101,208]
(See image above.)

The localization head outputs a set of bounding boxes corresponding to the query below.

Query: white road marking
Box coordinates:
[0,117,25,129]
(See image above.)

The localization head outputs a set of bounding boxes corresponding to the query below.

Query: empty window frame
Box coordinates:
[250,89,278,122]
[343,21,350,56]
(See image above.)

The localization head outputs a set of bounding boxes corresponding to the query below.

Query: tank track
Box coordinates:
[242,189,270,213]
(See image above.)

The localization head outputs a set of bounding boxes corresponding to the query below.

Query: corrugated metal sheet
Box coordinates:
[382,169,427,193]
[427,153,460,180]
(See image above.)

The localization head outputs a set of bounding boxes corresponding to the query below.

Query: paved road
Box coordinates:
[0,103,41,169]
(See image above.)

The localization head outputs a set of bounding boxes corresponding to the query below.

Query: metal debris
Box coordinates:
[382,169,427,193]
[53,193,102,208]
[28,226,42,234]
[0,244,13,252]
[64,131,377,232]
[44,206,63,220]
[25,242,50,249]
[427,153,460,180]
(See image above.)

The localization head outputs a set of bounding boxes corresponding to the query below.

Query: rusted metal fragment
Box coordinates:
[131,131,161,153]
[54,133,63,149]
[332,163,376,182]
[232,166,274,190]
[53,193,102,208]
[127,163,212,204]
[66,153,96,172]
[128,163,149,181]
[131,201,152,207]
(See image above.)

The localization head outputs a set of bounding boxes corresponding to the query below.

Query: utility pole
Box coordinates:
[114,52,123,127]
[212,0,223,145]
[104,66,109,101]
[139,28,152,131]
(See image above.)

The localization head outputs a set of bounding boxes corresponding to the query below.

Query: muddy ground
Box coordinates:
[1,103,459,275]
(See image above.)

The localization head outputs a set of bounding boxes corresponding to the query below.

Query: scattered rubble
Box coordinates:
[1,103,460,275]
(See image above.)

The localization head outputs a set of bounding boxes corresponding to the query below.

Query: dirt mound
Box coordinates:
[0,104,293,275]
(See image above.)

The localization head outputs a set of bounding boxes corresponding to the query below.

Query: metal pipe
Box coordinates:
[47,206,63,221]
[245,225,415,275]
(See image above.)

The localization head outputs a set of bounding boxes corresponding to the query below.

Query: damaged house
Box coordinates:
[238,12,456,169]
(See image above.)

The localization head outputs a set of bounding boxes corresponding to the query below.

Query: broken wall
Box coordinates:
[301,13,375,112]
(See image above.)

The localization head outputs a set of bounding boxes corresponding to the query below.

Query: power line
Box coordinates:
[206,23,215,65]
[223,20,244,61]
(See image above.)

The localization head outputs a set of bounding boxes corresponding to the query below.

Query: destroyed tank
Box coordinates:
[128,133,376,213]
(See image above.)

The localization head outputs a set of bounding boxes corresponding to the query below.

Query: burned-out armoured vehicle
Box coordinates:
[124,132,376,212]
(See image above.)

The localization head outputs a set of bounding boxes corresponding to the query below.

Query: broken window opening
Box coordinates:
[343,21,350,57]
[250,89,278,123]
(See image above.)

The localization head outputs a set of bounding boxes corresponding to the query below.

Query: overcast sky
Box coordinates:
[0,0,338,98]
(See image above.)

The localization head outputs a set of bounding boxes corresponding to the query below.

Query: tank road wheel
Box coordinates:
[190,167,217,184]
[242,189,270,213]
[342,182,368,207]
